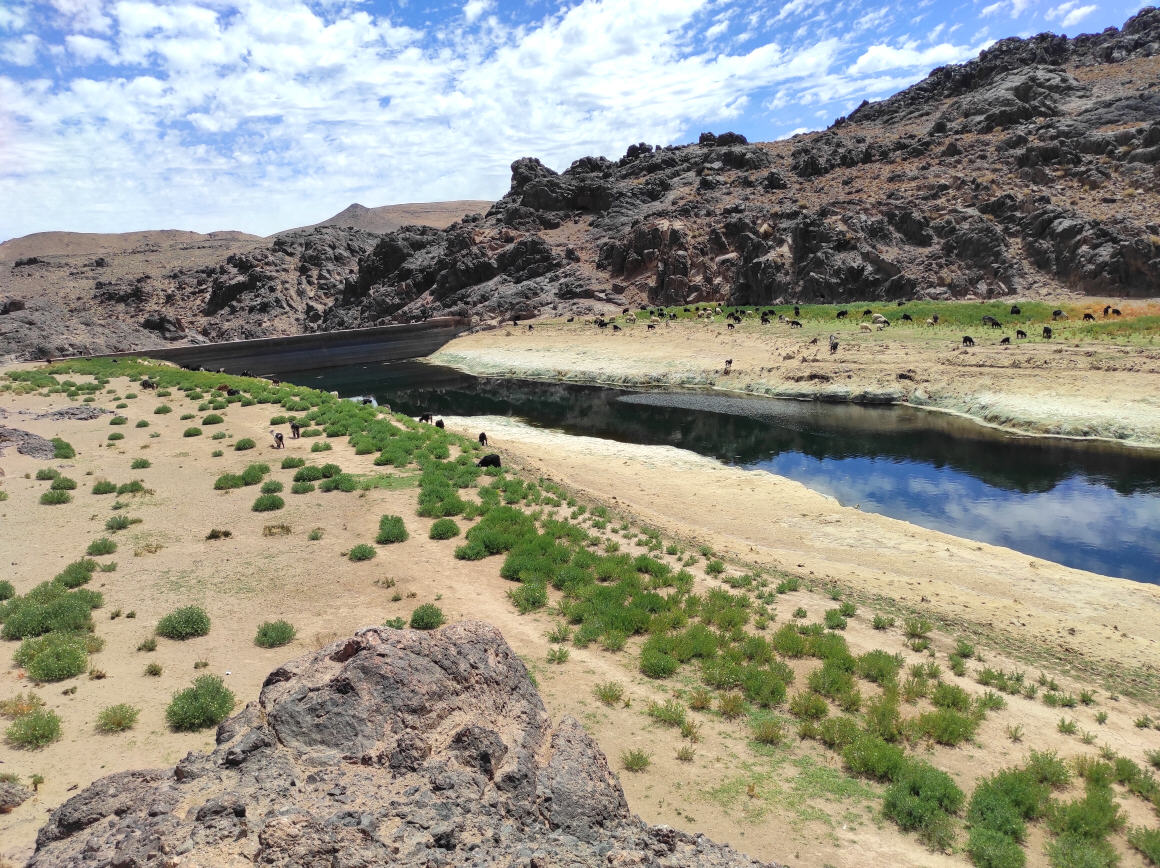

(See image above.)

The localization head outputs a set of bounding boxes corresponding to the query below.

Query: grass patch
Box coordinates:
[156,605,210,640]
[254,620,296,648]
[86,537,117,556]
[130,458,151,469]
[5,709,62,748]
[348,544,376,561]
[39,489,72,505]
[95,704,140,733]
[621,749,651,772]
[376,515,409,544]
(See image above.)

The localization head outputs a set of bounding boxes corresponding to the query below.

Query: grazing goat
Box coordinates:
[479,432,488,447]
[925,317,936,326]
[435,419,445,429]
[1052,309,1067,320]
[1112,308,1122,316]
[290,422,301,439]
[527,324,534,331]
[418,413,433,423]
[1083,313,1095,321]
[863,309,874,317]
[270,430,284,449]
[836,310,849,319]
[724,359,732,370]
[140,378,156,390]
[860,323,873,332]
[727,323,735,330]
[962,335,975,347]
[999,336,1011,345]
[793,306,800,317]
[1010,305,1021,315]
[1103,305,1111,317]
[626,314,637,324]
[788,319,803,328]
[872,314,888,325]
[901,313,913,322]
[566,316,574,322]
[982,315,1001,328]
[829,334,839,354]
[1016,329,1027,339]
[477,454,502,468]
[647,323,656,330]
[1042,326,1053,339]
[612,324,622,332]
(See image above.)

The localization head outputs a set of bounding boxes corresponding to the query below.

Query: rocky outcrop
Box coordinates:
[29,622,779,868]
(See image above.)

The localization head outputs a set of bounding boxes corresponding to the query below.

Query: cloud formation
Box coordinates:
[0,0,1129,238]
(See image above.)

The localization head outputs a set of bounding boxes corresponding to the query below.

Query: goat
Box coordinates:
[625,314,637,324]
[901,313,913,322]
[566,316,574,323]
[863,309,874,317]
[1016,329,1027,339]
[962,335,975,347]
[418,413,433,423]
[1112,308,1122,316]
[613,324,622,332]
[808,336,818,345]
[647,323,656,330]
[793,306,800,317]
[778,314,787,323]
[788,319,803,328]
[724,358,733,369]
[479,432,488,447]
[270,430,285,449]
[477,454,502,468]
[872,314,888,325]
[1052,309,1067,320]
[622,307,629,314]
[1083,313,1095,321]
[290,422,301,439]
[860,323,873,332]
[999,336,1011,345]
[435,419,445,429]
[1103,305,1111,317]
[1042,326,1053,339]
[982,315,1001,328]
[836,310,849,319]
[1010,305,1021,315]
[727,323,735,330]
[925,318,936,326]
[761,316,771,324]
[829,334,839,354]
[140,378,156,390]
[527,324,534,331]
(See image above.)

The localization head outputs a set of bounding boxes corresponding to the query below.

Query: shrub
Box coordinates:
[752,718,785,745]
[252,494,284,512]
[260,480,284,494]
[105,514,132,531]
[291,481,315,494]
[50,476,77,490]
[54,558,98,588]
[594,682,624,705]
[410,603,445,630]
[310,441,332,452]
[154,404,172,414]
[117,480,145,495]
[145,662,162,676]
[15,632,89,681]
[130,458,151,469]
[789,692,829,720]
[241,463,269,485]
[5,709,62,748]
[844,734,906,781]
[967,827,1026,868]
[36,468,59,481]
[932,682,972,712]
[40,489,72,505]
[293,465,325,482]
[915,708,979,746]
[234,438,256,450]
[509,582,548,614]
[109,416,128,425]
[621,749,651,772]
[52,438,75,459]
[429,518,460,540]
[883,760,964,848]
[281,456,305,469]
[0,581,13,601]
[640,645,679,678]
[91,480,117,494]
[0,691,44,718]
[1129,827,1160,865]
[107,432,125,441]
[348,544,376,561]
[166,675,235,731]
[718,693,745,719]
[86,537,117,556]
[202,413,224,424]
[135,420,149,428]
[96,704,140,733]
[376,515,409,544]
[254,620,296,648]
[156,605,210,640]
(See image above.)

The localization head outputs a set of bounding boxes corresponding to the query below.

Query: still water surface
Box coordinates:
[293,361,1160,583]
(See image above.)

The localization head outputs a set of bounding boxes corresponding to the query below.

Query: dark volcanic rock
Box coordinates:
[29,622,780,868]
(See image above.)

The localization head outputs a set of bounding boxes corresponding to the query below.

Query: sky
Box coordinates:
[0,0,1138,240]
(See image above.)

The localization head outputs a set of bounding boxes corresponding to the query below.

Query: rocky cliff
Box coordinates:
[2,9,1158,358]
[28,621,779,868]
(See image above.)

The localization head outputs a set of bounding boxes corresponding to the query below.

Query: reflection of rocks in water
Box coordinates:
[303,362,1160,498]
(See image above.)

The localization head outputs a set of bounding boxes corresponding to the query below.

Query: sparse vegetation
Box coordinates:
[166,675,235,731]
[156,605,210,640]
[621,749,651,772]
[96,704,140,733]
[254,620,296,648]
[409,603,445,630]
[5,709,62,748]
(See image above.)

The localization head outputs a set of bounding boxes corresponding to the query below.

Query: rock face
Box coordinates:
[2,10,1159,359]
[29,621,780,868]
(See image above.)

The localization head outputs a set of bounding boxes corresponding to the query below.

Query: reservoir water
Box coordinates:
[292,360,1160,583]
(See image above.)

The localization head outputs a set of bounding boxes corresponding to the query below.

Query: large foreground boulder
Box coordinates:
[30,621,781,867]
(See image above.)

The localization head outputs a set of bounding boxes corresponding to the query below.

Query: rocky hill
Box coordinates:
[1,9,1157,359]
[286,200,495,235]
[27,621,778,868]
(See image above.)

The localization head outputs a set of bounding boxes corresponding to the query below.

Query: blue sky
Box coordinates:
[0,0,1137,239]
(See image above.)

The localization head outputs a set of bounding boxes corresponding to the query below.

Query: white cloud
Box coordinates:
[1,33,40,65]
[64,33,114,62]
[1046,1,1098,28]
[463,0,494,24]
[848,41,972,74]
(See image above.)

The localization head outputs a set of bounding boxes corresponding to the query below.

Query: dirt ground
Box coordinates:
[431,310,1160,448]
[0,366,1158,868]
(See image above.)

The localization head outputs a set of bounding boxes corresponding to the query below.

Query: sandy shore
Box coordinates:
[3,362,1160,868]
[431,318,1160,447]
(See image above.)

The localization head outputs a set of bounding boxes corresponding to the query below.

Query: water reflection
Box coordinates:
[298,361,1160,582]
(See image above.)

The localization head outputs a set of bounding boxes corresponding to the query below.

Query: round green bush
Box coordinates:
[319,463,341,478]
[241,463,269,485]
[293,465,325,482]
[318,473,358,493]
[55,559,98,587]
[40,490,72,505]
[260,480,284,495]
[281,456,305,469]
[376,515,409,544]
[0,581,14,601]
[291,481,315,494]
[86,537,117,556]
[5,708,62,748]
[135,420,149,428]
[429,518,460,540]
[252,494,284,512]
[109,416,128,425]
[130,458,151,469]
[254,620,296,648]
[166,675,236,731]
[52,438,75,458]
[105,514,132,531]
[639,647,680,679]
[154,404,172,414]
[50,476,77,490]
[107,432,125,441]
[409,603,445,630]
[156,605,211,640]
[202,413,224,425]
[15,632,88,682]
[96,703,140,733]
[234,438,256,451]
[310,441,332,452]
[183,427,202,437]
[348,544,376,562]
[269,415,289,425]
[967,827,1025,868]
[36,468,60,480]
